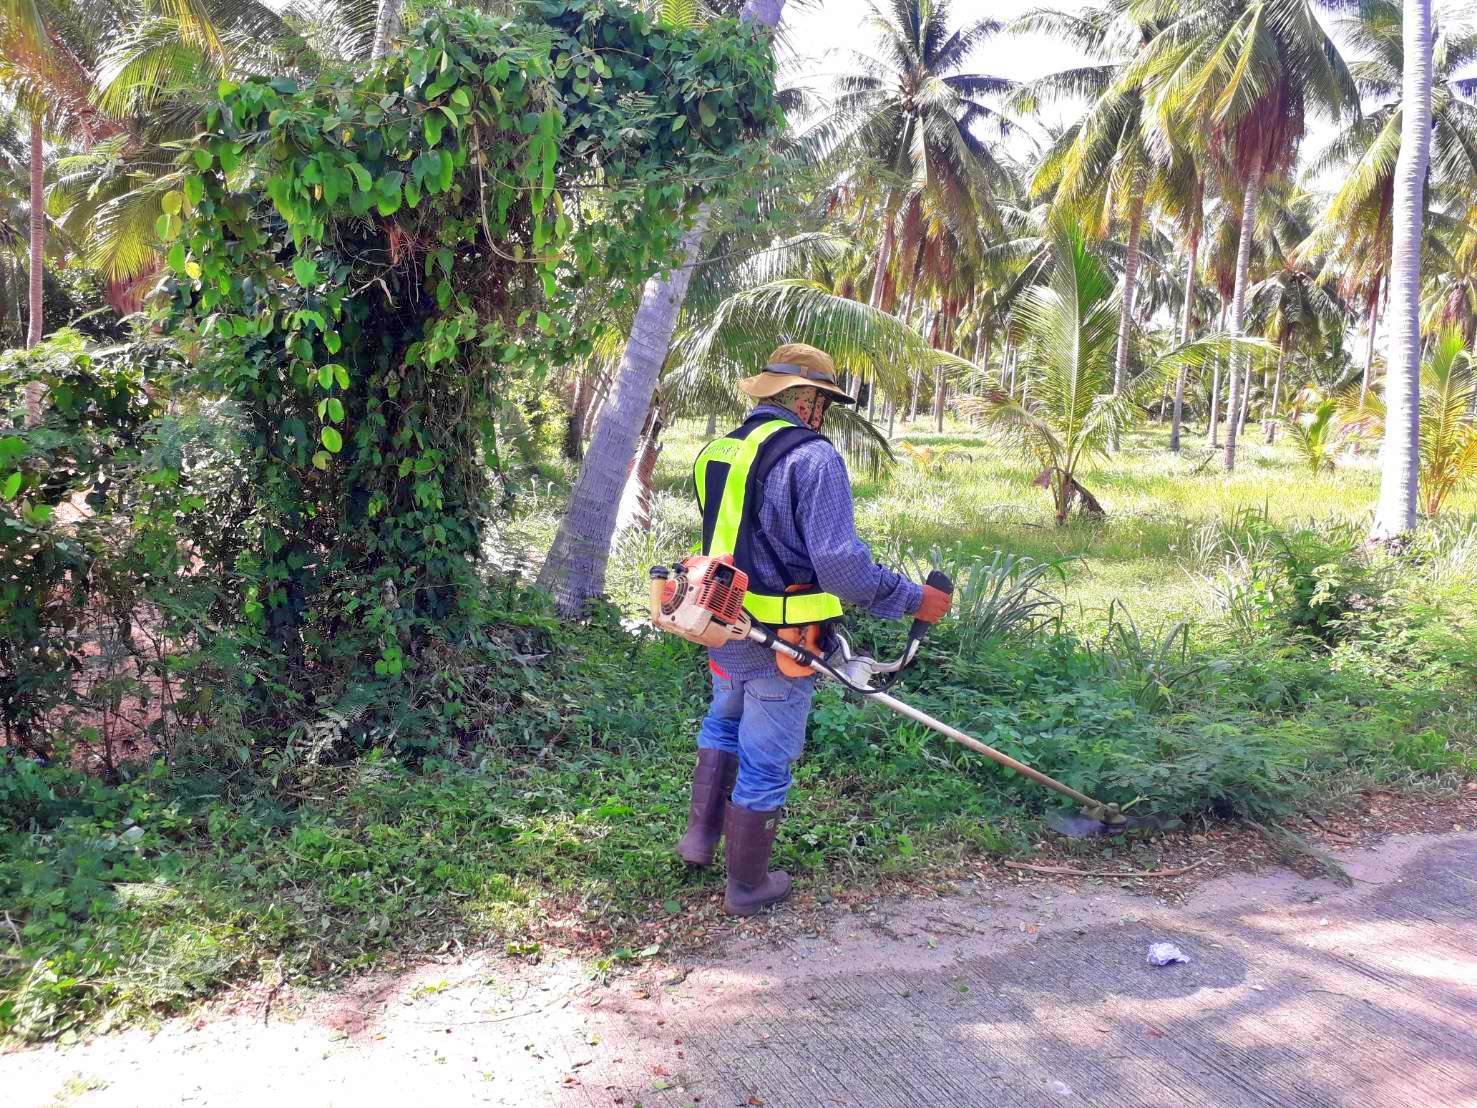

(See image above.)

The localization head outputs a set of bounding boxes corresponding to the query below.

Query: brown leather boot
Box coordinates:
[723,802,791,916]
[674,749,739,866]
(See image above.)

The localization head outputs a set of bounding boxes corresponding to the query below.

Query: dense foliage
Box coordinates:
[158,1,778,727]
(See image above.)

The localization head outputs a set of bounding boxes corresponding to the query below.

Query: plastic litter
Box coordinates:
[1147,942,1190,966]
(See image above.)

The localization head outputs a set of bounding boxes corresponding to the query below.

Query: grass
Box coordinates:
[5,413,1477,1043]
[637,416,1477,626]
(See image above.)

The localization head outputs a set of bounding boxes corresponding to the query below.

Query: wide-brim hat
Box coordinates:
[738,343,857,405]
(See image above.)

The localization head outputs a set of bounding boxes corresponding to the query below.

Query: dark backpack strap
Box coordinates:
[741,425,827,590]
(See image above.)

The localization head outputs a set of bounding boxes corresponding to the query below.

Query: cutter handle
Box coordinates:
[907,569,954,643]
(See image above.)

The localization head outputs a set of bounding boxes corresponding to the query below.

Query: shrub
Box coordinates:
[0,332,169,755]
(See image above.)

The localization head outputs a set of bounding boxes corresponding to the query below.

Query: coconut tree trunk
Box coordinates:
[1223,166,1262,472]
[1170,228,1199,453]
[583,367,612,439]
[869,209,895,312]
[371,0,400,58]
[563,372,591,461]
[24,113,46,424]
[1373,0,1432,540]
[538,209,710,611]
[1237,365,1251,437]
[1110,195,1145,451]
[538,0,785,614]
[1264,336,1286,443]
[1360,277,1381,405]
[615,406,664,534]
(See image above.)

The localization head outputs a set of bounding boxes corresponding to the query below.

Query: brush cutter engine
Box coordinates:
[649,556,754,647]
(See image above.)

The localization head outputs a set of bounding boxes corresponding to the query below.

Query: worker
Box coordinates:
[674,343,951,916]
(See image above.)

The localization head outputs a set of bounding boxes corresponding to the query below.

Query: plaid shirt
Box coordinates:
[709,404,923,680]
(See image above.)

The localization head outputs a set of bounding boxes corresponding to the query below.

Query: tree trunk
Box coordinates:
[1372,0,1432,539]
[1110,195,1145,451]
[1264,337,1286,443]
[1360,277,1381,405]
[583,367,612,440]
[1170,226,1200,453]
[869,208,895,312]
[1206,358,1222,447]
[704,411,717,436]
[615,407,664,534]
[371,0,401,58]
[539,210,709,611]
[538,0,785,615]
[1223,165,1262,472]
[563,372,590,462]
[24,113,46,424]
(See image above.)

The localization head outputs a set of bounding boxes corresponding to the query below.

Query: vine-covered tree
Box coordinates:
[163,1,781,728]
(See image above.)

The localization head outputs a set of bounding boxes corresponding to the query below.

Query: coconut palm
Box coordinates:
[1245,262,1346,442]
[1017,0,1167,448]
[1131,0,1358,472]
[1372,0,1434,539]
[1416,328,1477,516]
[961,224,1251,523]
[1287,398,1342,474]
[1304,0,1477,405]
[823,0,1014,312]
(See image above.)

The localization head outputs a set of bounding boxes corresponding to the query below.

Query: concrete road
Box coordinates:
[7,831,1476,1107]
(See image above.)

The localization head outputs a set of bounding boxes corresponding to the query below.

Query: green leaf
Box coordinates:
[167,242,187,273]
[698,97,717,128]
[321,426,343,453]
[327,398,345,422]
[293,257,319,286]
[161,191,183,216]
[376,172,403,216]
[424,112,445,147]
[671,114,686,131]
[347,162,372,191]
[312,450,330,470]
[2,471,22,499]
[184,174,204,207]
[324,332,342,354]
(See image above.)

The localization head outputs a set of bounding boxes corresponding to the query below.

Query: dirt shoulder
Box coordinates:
[6,806,1475,1108]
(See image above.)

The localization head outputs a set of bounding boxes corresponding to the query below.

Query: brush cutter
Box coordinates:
[649,555,1139,835]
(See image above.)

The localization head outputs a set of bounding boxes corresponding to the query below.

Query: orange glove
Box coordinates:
[913,583,952,624]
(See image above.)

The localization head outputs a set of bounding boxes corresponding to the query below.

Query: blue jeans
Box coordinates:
[696,672,816,811]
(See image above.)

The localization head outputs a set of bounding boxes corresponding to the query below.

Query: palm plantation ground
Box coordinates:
[9,412,1471,1043]
[2,0,1476,1053]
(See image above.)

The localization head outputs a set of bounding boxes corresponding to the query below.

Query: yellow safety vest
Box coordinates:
[693,417,844,627]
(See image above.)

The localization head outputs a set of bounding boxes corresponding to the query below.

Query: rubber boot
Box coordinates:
[723,802,791,916]
[674,749,739,866]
